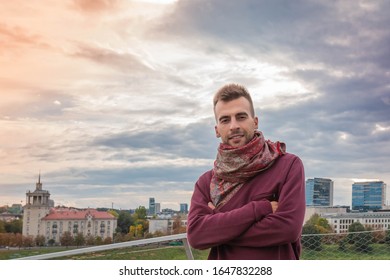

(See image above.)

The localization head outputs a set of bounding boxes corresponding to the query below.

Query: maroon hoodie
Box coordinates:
[187,153,306,260]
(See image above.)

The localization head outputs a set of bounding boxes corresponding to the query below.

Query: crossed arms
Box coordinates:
[187,157,305,250]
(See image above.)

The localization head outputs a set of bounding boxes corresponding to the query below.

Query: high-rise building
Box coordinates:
[352,181,386,211]
[180,203,188,214]
[305,178,334,206]
[155,203,161,214]
[148,197,156,216]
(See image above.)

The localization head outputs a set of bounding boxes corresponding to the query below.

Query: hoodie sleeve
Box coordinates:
[187,172,273,250]
[228,157,306,247]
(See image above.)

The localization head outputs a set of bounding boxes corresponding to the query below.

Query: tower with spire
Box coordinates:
[22,173,54,238]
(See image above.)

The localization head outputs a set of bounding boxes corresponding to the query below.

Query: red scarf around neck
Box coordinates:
[210,131,286,208]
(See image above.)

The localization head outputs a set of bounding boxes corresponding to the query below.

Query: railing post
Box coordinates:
[182,237,194,260]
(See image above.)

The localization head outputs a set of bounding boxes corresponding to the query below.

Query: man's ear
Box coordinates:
[215,125,221,138]
[254,116,259,130]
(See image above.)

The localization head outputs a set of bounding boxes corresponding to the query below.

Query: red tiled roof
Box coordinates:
[42,208,116,220]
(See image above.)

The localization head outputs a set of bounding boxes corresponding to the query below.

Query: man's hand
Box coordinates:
[208,201,278,213]
[208,202,216,210]
[270,201,278,213]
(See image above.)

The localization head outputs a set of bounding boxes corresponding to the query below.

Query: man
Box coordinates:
[187,84,305,260]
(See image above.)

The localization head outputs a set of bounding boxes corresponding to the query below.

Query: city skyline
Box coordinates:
[1,0,390,210]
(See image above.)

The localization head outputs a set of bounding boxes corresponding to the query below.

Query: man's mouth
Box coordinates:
[229,134,244,140]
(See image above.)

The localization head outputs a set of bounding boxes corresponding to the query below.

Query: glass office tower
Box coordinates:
[306,178,334,206]
[352,181,386,211]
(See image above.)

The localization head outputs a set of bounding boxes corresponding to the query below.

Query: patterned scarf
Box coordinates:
[210,131,286,208]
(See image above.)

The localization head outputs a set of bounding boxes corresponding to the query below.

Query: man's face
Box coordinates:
[214,96,258,148]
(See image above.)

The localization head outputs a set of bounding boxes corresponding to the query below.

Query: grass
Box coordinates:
[2,243,390,260]
[0,244,210,260]
[0,247,71,260]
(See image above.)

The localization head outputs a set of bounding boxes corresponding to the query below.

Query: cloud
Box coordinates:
[0,90,75,119]
[71,0,121,14]
[0,22,51,50]
[1,0,389,209]
[93,118,218,159]
[71,43,155,73]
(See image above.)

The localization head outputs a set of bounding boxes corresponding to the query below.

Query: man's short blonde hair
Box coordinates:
[213,84,255,117]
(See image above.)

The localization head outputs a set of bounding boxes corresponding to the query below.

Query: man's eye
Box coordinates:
[220,119,229,124]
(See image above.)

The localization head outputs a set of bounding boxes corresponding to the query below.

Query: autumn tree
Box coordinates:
[85,235,95,246]
[14,233,23,248]
[103,237,112,244]
[172,216,187,234]
[35,235,46,247]
[129,224,144,238]
[301,214,332,251]
[60,231,74,248]
[74,232,85,247]
[22,236,34,248]
[0,233,12,247]
[305,214,332,233]
[107,209,119,218]
[95,236,103,245]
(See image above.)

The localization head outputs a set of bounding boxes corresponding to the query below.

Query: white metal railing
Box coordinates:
[15,233,193,260]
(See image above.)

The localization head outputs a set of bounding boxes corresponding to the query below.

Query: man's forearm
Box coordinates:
[187,199,272,249]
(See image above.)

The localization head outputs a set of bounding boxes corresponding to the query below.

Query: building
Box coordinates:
[23,174,54,238]
[155,203,161,214]
[180,203,188,214]
[148,197,156,216]
[22,175,117,244]
[352,181,386,211]
[323,211,390,234]
[0,204,23,222]
[8,204,23,214]
[148,217,188,234]
[305,178,334,206]
[304,206,350,224]
[0,212,22,222]
[42,207,117,244]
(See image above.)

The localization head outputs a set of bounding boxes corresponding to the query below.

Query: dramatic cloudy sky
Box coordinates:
[1,0,389,210]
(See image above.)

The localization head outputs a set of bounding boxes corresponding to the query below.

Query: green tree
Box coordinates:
[0,220,5,233]
[348,222,372,253]
[4,219,23,233]
[117,211,133,234]
[385,229,390,245]
[134,206,147,220]
[60,231,74,248]
[302,223,322,251]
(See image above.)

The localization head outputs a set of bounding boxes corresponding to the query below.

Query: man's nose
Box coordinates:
[229,118,240,130]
